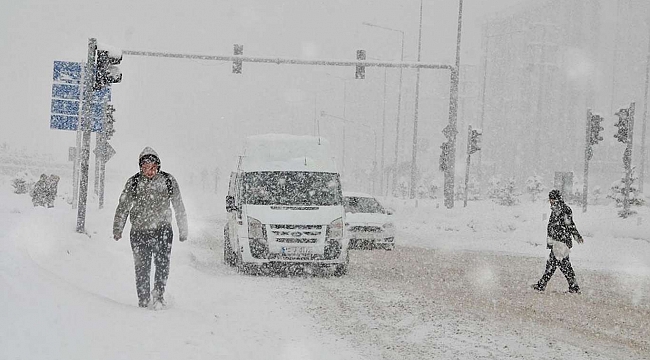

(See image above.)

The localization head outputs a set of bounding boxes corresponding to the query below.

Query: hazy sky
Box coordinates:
[0,0,527,182]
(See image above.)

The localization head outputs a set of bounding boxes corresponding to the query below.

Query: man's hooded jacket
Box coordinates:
[113,147,188,240]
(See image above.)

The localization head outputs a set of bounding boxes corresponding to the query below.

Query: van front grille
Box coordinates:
[270,224,323,243]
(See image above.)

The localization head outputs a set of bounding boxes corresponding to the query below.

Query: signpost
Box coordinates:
[50,61,110,132]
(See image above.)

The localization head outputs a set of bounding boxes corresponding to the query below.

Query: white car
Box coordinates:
[343,192,395,250]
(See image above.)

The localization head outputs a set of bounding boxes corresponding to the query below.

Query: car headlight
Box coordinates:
[247,216,265,240]
[383,222,394,230]
[326,217,344,239]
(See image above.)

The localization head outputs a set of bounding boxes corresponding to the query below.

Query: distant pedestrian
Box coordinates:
[45,174,60,208]
[532,189,584,293]
[113,147,188,309]
[31,174,48,207]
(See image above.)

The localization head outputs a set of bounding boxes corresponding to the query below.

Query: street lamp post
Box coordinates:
[321,111,378,194]
[362,21,405,197]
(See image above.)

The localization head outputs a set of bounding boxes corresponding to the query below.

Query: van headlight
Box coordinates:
[326,217,344,239]
[247,217,265,240]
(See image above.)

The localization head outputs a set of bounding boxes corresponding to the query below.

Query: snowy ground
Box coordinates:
[1,176,649,359]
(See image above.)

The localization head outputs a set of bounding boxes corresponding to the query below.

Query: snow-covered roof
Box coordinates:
[239,133,338,173]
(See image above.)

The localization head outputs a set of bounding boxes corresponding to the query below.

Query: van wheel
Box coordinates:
[332,253,349,277]
[223,229,234,266]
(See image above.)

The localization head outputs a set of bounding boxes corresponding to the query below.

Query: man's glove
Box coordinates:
[114,233,122,241]
[574,235,584,244]
[179,236,187,242]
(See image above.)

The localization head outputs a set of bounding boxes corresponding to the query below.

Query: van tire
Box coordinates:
[332,253,349,277]
[223,229,234,266]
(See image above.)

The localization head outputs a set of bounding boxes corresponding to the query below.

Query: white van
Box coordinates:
[223,134,349,275]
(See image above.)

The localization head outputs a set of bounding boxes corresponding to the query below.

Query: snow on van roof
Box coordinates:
[240,134,339,172]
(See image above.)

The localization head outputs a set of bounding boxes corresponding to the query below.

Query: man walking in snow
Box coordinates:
[113,147,188,309]
[532,189,584,293]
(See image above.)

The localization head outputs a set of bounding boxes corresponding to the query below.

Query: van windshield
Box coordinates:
[242,171,342,206]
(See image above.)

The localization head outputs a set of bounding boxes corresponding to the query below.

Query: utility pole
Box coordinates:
[443,0,464,208]
[640,24,650,193]
[381,67,387,195]
[410,0,424,199]
[76,38,97,233]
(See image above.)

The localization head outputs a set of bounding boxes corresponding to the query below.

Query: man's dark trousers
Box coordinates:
[130,224,173,306]
[536,251,579,292]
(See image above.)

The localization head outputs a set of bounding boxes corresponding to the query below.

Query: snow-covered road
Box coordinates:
[191,220,650,359]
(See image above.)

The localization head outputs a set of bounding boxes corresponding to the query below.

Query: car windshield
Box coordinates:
[344,196,385,214]
[242,171,342,206]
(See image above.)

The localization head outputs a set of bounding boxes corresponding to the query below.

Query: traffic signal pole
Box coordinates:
[76,38,97,233]
[464,125,472,207]
[622,102,636,218]
[122,50,460,206]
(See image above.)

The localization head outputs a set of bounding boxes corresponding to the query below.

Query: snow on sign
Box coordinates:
[50,61,109,132]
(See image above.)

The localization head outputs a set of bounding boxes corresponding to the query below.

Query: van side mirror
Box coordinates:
[225,195,237,212]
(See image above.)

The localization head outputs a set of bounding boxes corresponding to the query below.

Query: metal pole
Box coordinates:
[478,22,489,186]
[640,24,650,194]
[533,24,548,172]
[381,68,387,196]
[76,38,97,233]
[98,131,106,209]
[409,0,424,200]
[72,129,82,209]
[94,133,100,195]
[373,129,378,195]
[393,32,404,197]
[444,0,464,209]
[464,125,471,207]
[98,100,108,209]
[583,109,592,213]
[623,102,635,217]
[342,82,347,177]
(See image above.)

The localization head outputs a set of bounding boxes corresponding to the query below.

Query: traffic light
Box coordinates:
[468,128,482,154]
[614,108,629,143]
[233,44,243,74]
[104,104,115,140]
[439,141,451,172]
[589,114,604,145]
[355,49,366,79]
[94,49,122,90]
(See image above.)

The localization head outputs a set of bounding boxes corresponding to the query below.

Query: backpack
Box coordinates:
[131,171,173,198]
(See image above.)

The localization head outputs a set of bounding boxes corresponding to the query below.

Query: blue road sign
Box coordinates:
[52,83,81,100]
[50,114,79,131]
[50,61,110,132]
[53,61,82,84]
[51,61,82,131]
